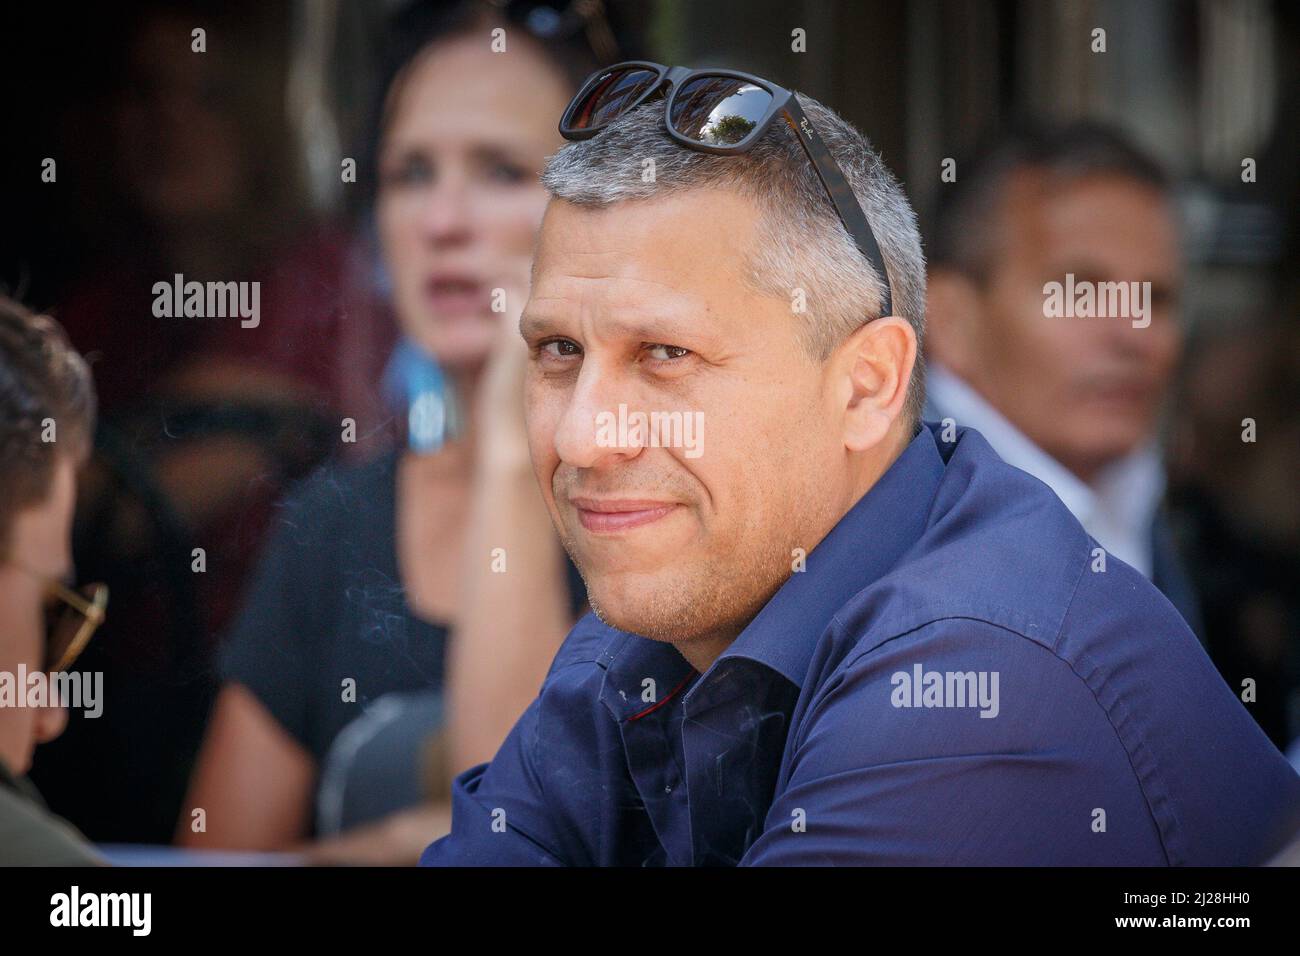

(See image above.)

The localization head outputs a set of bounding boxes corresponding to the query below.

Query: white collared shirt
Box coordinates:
[925,363,1165,578]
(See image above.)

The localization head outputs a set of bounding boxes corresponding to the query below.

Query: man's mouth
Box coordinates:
[1080,375,1154,409]
[570,497,679,533]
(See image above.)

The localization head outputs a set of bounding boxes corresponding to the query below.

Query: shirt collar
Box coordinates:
[926,363,1096,517]
[598,424,946,721]
[708,424,944,691]
[925,363,1165,572]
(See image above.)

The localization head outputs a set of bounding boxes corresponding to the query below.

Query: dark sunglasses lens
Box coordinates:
[568,67,660,131]
[669,76,773,147]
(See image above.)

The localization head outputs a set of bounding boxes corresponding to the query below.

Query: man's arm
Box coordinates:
[420,692,566,866]
[421,619,618,867]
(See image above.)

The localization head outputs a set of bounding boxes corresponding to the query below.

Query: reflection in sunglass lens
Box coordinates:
[669,76,773,146]
[569,67,660,130]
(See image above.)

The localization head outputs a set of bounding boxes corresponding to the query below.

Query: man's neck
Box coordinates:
[674,631,738,675]
[848,424,914,506]
[670,423,916,676]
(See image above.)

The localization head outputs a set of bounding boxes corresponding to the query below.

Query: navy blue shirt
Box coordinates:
[421,423,1300,865]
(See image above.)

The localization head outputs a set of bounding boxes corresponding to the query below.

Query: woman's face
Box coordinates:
[377,35,571,370]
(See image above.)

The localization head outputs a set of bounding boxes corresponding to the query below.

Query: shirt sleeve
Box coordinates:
[739,618,1166,866]
[421,621,618,867]
[419,694,565,867]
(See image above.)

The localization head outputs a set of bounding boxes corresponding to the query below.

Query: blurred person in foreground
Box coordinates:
[32,0,372,845]
[0,297,105,865]
[924,122,1200,634]
[178,0,618,863]
[421,65,1300,865]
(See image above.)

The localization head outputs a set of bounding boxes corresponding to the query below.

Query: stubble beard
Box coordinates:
[560,504,801,650]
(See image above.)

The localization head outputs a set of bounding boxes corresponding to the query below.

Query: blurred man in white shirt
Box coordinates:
[924,122,1199,632]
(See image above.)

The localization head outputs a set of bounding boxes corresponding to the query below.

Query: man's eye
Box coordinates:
[539,339,582,359]
[645,344,691,361]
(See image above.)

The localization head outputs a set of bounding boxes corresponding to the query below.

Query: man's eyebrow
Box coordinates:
[519,309,555,339]
[521,298,715,344]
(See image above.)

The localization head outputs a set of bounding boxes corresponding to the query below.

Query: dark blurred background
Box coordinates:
[1,0,1296,844]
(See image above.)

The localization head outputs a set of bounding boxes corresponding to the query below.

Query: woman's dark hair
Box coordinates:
[0,296,96,555]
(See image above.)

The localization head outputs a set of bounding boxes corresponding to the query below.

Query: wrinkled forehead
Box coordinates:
[528,191,762,323]
[522,195,764,340]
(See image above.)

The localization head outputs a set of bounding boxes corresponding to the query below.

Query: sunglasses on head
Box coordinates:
[559,60,894,318]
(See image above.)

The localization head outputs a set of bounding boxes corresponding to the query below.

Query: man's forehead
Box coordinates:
[1006,170,1176,238]
[995,171,1178,276]
[529,192,757,312]
[522,274,710,346]
[538,191,757,263]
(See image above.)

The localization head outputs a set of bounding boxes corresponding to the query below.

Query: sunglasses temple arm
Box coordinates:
[48,579,94,616]
[780,98,893,318]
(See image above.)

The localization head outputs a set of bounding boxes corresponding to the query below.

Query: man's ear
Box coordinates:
[835,316,916,453]
[924,268,983,379]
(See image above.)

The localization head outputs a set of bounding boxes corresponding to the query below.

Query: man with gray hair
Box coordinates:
[422,65,1299,865]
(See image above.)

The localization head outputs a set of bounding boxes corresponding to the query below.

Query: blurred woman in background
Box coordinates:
[178,0,624,863]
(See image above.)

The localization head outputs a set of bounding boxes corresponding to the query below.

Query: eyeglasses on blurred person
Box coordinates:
[0,295,106,866]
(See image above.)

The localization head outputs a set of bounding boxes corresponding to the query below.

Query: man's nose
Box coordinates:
[553,360,644,470]
[1104,299,1179,362]
[34,704,69,746]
